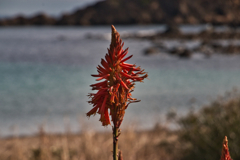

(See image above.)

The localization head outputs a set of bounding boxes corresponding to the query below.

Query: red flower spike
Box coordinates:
[220,136,232,160]
[87,25,148,127]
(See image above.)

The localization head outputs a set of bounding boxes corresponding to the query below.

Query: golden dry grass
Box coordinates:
[0,125,179,160]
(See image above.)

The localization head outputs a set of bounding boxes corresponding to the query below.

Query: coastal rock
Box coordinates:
[211,44,240,54]
[144,47,160,55]
[1,0,240,26]
[164,25,181,35]
[28,13,56,25]
[144,45,193,58]
[0,13,56,26]
[169,47,192,58]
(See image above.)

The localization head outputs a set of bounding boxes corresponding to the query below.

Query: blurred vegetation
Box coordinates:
[177,89,240,160]
[0,126,177,160]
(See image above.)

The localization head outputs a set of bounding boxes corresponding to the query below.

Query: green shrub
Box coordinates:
[178,89,240,160]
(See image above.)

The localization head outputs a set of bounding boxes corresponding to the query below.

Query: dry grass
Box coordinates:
[0,125,179,160]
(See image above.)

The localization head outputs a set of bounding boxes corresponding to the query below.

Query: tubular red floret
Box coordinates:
[119,48,129,59]
[101,58,109,69]
[121,55,133,63]
[99,95,108,114]
[86,106,99,117]
[96,74,110,81]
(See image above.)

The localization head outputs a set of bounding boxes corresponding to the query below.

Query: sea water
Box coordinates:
[0,25,240,136]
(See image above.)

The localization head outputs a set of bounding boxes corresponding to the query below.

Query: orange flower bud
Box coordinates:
[220,136,232,160]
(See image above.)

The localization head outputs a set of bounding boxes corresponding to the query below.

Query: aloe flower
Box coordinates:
[220,136,232,160]
[87,25,148,160]
[87,25,148,127]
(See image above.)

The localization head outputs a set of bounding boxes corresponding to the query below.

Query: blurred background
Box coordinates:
[0,1,240,159]
[1,0,240,135]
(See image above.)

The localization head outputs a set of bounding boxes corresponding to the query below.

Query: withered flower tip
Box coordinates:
[87,25,148,127]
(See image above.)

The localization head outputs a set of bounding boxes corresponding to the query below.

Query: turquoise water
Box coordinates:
[0,26,240,136]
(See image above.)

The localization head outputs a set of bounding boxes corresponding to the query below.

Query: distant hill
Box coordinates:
[1,0,240,26]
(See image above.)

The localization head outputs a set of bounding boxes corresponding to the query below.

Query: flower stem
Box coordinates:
[113,126,118,160]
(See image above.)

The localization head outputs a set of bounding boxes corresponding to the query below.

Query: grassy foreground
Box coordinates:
[0,126,178,160]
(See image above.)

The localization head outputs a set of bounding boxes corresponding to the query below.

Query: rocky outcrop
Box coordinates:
[0,0,240,26]
[0,13,56,26]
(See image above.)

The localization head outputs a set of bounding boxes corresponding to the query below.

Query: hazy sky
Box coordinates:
[0,0,102,18]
